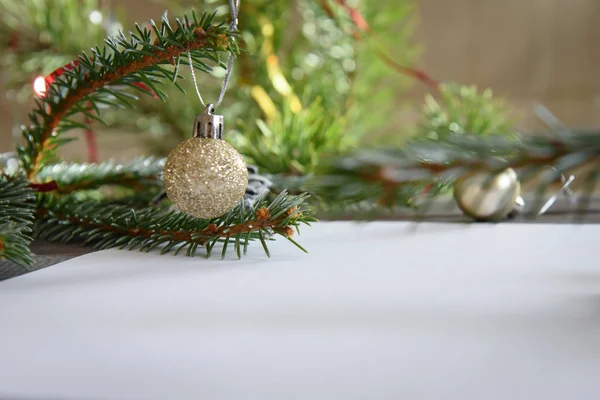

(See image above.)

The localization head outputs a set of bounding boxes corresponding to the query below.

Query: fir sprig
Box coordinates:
[36,157,164,194]
[232,98,351,175]
[418,83,514,140]
[36,191,315,259]
[19,10,238,180]
[0,176,36,267]
[313,130,600,207]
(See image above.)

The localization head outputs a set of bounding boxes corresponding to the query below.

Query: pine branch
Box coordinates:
[35,157,164,194]
[418,83,514,140]
[18,10,237,180]
[0,0,110,89]
[313,130,600,207]
[35,191,315,259]
[232,98,351,175]
[0,176,36,267]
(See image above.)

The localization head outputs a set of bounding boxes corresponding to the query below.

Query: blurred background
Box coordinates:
[412,0,600,128]
[1,0,599,160]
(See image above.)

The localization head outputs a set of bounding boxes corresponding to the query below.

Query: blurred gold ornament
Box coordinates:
[453,168,520,222]
[163,105,248,219]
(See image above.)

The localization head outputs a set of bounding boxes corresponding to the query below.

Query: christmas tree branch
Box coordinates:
[36,191,315,259]
[313,130,600,206]
[19,11,237,180]
[232,98,350,175]
[0,176,36,267]
[34,157,163,194]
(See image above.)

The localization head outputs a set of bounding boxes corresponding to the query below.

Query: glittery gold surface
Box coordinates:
[163,138,248,219]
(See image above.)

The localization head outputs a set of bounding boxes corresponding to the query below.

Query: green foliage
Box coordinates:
[349,0,419,138]
[287,1,357,113]
[3,0,418,163]
[0,0,110,97]
[17,10,237,177]
[418,83,514,140]
[142,0,418,157]
[309,148,429,207]
[0,4,319,264]
[36,190,315,259]
[37,157,164,194]
[313,129,600,209]
[0,176,35,267]
[7,0,597,266]
[232,98,351,175]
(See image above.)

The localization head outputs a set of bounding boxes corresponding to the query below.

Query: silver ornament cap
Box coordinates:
[453,168,521,222]
[193,104,224,139]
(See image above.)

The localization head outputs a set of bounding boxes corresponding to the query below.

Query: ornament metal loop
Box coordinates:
[193,103,224,139]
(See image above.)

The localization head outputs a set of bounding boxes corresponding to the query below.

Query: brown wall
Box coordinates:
[2,0,599,156]
[410,0,600,129]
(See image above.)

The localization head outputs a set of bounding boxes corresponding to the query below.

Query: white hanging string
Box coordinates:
[188,0,240,111]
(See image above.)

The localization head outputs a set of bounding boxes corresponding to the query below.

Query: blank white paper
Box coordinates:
[1,221,600,400]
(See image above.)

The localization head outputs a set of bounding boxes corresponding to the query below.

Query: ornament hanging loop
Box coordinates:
[193,103,224,139]
[187,0,240,112]
[205,103,215,115]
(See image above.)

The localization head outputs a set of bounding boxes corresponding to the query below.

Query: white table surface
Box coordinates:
[1,221,599,400]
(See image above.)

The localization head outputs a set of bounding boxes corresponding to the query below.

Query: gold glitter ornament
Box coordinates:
[163,105,248,219]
